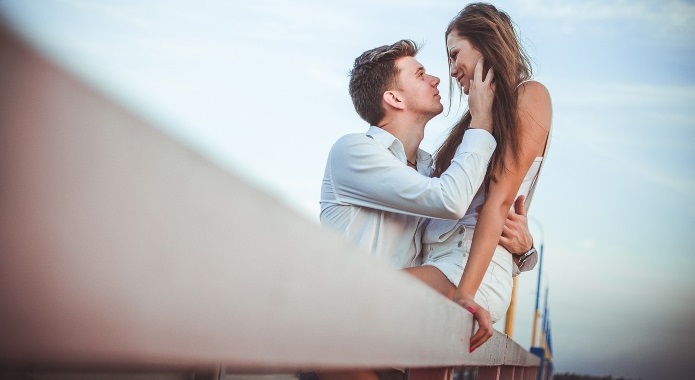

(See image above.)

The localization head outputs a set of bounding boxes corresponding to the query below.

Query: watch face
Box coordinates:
[520,248,535,263]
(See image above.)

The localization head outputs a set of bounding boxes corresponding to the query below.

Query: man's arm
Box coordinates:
[326,129,495,220]
[499,195,538,272]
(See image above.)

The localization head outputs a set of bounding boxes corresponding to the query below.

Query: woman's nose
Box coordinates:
[449,63,458,77]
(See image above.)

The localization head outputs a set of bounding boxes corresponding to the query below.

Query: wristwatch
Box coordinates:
[517,246,537,271]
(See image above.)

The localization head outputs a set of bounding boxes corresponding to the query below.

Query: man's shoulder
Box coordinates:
[330,132,380,154]
[334,132,374,144]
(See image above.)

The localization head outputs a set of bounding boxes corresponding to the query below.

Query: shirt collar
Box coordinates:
[365,126,432,166]
[365,125,397,148]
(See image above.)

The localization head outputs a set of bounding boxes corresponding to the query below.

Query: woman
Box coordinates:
[422,3,552,352]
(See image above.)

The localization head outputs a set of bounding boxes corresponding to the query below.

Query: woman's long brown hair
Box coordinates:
[433,3,532,187]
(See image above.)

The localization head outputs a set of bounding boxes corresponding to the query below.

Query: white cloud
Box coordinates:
[520,0,695,25]
[554,82,695,110]
[62,1,155,28]
[515,0,695,44]
[579,239,596,250]
[609,152,695,198]
[549,80,695,199]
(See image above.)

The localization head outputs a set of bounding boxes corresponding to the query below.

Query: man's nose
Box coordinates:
[431,75,440,86]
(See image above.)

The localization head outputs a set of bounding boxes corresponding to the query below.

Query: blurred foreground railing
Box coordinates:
[0,22,540,380]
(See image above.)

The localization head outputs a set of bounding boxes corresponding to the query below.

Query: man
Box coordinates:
[317,40,535,380]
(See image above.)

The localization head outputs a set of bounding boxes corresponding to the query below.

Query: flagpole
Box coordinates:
[529,217,544,347]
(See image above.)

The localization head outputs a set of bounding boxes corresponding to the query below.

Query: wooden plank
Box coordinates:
[477,367,500,380]
[498,366,514,380]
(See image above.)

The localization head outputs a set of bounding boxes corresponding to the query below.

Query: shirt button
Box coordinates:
[458,227,464,234]
[458,241,463,248]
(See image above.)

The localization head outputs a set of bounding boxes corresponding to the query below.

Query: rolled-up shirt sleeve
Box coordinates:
[324,129,495,219]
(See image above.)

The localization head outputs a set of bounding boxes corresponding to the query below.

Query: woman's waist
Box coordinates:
[423,225,513,274]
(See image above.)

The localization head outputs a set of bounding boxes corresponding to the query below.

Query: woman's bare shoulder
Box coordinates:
[516,80,551,157]
[518,80,551,104]
[517,80,552,131]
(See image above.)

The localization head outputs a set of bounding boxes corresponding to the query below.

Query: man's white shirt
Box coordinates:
[320,126,496,269]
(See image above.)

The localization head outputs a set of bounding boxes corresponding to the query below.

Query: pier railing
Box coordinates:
[0,22,540,380]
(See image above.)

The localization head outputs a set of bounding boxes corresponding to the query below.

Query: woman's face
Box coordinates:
[446,32,484,95]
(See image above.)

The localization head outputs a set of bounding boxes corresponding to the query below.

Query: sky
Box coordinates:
[1,1,694,379]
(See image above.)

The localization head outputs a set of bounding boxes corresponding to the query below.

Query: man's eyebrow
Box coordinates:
[415,66,424,75]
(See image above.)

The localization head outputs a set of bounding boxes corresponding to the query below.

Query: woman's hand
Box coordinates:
[468,57,495,134]
[455,295,493,352]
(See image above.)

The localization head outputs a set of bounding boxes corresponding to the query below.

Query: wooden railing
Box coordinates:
[0,22,539,380]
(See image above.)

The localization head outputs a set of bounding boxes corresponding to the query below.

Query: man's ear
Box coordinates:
[383,90,405,110]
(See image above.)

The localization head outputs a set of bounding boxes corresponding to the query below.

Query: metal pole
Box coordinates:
[540,288,553,380]
[531,241,544,347]
[504,276,518,336]
[542,287,551,357]
[528,217,544,348]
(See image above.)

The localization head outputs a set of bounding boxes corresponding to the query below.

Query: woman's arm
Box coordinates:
[454,80,552,351]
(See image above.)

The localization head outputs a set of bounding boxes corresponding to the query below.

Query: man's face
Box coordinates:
[393,56,443,119]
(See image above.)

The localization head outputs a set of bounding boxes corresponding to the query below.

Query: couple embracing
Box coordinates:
[318,3,552,379]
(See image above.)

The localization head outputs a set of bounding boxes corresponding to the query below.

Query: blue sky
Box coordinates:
[1,1,694,379]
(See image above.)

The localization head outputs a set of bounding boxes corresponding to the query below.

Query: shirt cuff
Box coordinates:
[455,129,496,157]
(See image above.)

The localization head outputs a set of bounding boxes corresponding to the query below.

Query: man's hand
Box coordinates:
[454,295,493,352]
[499,195,533,255]
[468,57,495,134]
